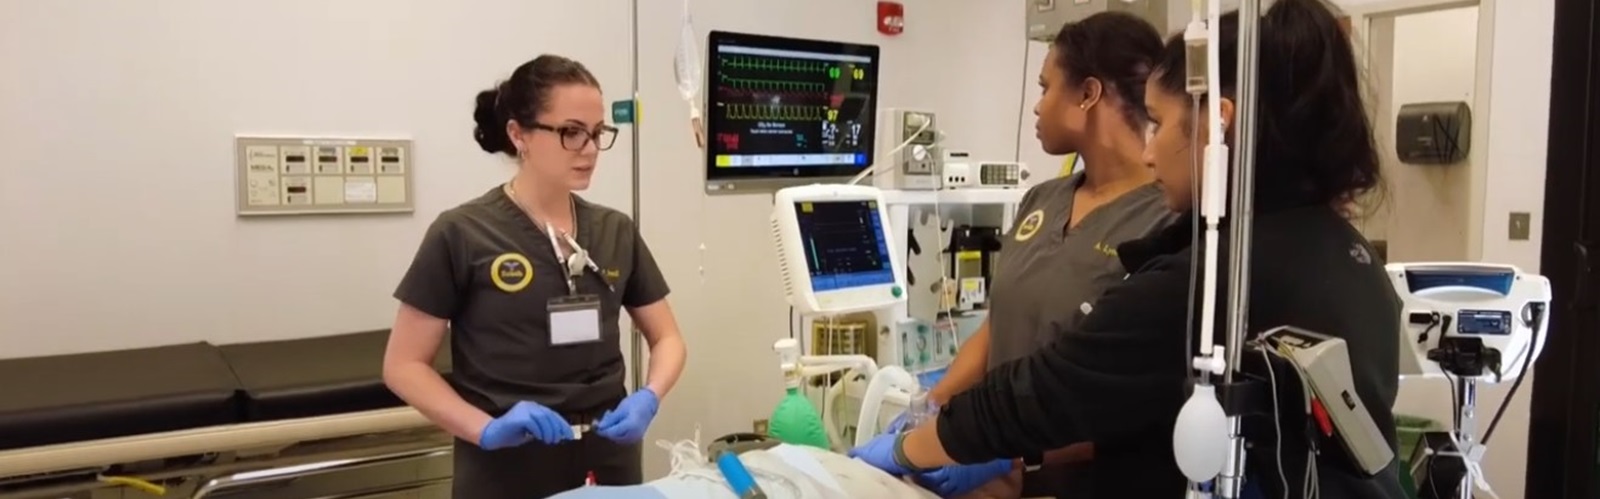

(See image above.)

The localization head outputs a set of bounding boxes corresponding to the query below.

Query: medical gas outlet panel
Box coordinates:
[235,136,415,216]
[876,109,942,191]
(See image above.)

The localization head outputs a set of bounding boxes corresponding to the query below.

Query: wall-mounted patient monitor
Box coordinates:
[771,184,906,315]
[704,31,881,193]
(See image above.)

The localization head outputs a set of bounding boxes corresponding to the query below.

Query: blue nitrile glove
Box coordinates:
[479,400,574,450]
[848,432,913,476]
[915,459,1014,497]
[595,388,660,443]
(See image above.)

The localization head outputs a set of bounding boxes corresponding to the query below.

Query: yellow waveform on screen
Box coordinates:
[725,104,829,121]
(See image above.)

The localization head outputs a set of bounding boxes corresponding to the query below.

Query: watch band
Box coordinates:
[892,433,935,473]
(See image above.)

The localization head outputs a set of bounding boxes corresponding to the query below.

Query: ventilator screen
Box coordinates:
[792,200,894,292]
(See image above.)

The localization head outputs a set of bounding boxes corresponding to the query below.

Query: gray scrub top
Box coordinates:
[394,186,670,416]
[987,173,1173,367]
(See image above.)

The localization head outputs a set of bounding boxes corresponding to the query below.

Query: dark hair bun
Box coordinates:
[473,88,514,156]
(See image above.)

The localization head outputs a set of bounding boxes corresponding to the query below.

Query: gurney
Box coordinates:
[0,330,452,499]
[550,431,942,499]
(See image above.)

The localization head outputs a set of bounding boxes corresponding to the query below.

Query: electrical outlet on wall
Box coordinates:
[753,419,770,435]
[1509,212,1532,241]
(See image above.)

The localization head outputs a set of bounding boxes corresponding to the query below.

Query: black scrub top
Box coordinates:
[394,186,670,416]
[987,173,1173,367]
[936,205,1407,499]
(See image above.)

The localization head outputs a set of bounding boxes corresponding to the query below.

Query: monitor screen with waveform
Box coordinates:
[704,31,880,191]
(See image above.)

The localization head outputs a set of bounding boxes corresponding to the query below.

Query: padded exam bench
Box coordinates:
[0,330,449,453]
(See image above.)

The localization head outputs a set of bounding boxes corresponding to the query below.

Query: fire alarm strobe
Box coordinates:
[878,1,905,35]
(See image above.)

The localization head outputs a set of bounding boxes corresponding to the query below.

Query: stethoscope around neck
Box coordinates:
[547,222,611,295]
[504,182,610,295]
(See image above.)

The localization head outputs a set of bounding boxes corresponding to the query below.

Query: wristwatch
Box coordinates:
[1022,452,1044,472]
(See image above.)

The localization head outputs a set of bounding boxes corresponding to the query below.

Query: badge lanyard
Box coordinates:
[506,181,606,347]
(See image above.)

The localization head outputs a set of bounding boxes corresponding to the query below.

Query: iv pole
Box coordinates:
[627,0,645,392]
[1218,0,1261,495]
[1175,0,1261,496]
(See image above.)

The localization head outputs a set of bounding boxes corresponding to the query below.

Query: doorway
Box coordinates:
[1526,0,1600,496]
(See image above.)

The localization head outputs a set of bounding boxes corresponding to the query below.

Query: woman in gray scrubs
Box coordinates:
[383,54,688,499]
[911,12,1173,498]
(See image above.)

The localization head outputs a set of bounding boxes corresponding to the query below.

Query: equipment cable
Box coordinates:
[1480,303,1544,445]
[1183,96,1203,389]
[1012,36,1033,163]
[1258,346,1289,498]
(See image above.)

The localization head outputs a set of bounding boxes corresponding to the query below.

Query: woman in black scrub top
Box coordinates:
[383,54,688,499]
[853,1,1405,497]
[902,12,1173,499]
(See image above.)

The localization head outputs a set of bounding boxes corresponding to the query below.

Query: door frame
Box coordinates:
[1526,0,1600,496]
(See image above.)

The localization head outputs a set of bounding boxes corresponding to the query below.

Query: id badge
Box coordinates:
[548,295,602,346]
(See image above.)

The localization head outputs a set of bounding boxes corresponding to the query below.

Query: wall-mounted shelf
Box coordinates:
[879,188,1026,206]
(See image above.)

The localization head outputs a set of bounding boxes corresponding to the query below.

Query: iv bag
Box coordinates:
[672,0,706,148]
[673,3,702,106]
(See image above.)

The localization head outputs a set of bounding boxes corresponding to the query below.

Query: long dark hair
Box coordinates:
[1152,0,1381,211]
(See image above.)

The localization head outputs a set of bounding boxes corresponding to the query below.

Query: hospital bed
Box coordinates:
[0,330,452,499]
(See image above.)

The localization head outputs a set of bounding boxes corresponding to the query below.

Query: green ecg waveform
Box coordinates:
[725,104,829,121]
[722,57,830,73]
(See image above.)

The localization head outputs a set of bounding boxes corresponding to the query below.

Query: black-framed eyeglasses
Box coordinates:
[531,123,619,151]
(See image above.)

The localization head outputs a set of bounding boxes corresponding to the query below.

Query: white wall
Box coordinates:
[0,0,1027,480]
[1355,1,1556,497]
[1467,0,1555,496]
[0,0,637,358]
[633,0,1027,478]
[1374,7,1478,262]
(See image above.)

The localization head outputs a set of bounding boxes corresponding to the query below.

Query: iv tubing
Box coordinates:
[1192,0,1229,378]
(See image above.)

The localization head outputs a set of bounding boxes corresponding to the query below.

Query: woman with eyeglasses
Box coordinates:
[384,54,687,498]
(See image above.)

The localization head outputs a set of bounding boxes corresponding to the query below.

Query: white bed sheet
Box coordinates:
[550,443,938,499]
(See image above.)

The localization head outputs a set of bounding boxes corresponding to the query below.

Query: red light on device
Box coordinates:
[877,1,904,36]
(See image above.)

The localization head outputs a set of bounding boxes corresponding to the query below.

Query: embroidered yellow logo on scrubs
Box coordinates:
[490,253,534,292]
[1093,241,1119,257]
[1014,210,1046,241]
[603,268,621,283]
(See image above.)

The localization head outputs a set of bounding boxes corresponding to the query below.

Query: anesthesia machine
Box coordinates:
[767,184,923,450]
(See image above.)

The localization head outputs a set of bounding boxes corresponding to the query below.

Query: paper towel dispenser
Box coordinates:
[1395,101,1471,165]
